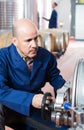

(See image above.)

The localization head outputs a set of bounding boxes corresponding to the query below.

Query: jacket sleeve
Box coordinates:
[47,54,65,91]
[49,10,57,23]
[0,55,35,116]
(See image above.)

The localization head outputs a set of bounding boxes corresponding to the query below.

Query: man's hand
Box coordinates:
[32,93,54,109]
[42,17,49,21]
[32,94,44,109]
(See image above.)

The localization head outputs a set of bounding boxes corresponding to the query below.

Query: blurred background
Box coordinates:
[0,0,84,40]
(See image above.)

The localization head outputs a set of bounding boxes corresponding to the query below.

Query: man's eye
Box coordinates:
[25,39,32,42]
[28,39,32,42]
[34,36,38,41]
[25,36,38,42]
[34,37,38,40]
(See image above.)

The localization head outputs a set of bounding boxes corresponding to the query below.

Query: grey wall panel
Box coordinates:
[0,0,24,30]
[0,0,38,31]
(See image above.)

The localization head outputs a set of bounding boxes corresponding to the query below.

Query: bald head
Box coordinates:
[12,18,38,58]
[12,18,38,38]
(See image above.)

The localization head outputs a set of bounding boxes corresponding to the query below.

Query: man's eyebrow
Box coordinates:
[24,36,38,42]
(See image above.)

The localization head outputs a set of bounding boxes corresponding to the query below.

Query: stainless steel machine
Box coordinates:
[41,58,84,130]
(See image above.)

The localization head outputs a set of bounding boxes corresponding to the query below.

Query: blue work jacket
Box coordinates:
[0,44,65,116]
[49,9,58,28]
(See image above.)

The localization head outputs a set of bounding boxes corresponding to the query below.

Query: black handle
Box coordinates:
[41,92,54,120]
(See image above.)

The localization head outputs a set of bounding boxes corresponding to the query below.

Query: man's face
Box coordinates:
[14,29,38,58]
[52,3,56,9]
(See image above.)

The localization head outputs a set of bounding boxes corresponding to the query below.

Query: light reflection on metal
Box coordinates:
[0,0,24,30]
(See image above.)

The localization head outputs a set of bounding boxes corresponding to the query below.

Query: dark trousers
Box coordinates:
[0,104,56,130]
[0,104,69,130]
[0,104,36,130]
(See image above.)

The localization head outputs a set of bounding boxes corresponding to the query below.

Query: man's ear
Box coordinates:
[12,37,18,46]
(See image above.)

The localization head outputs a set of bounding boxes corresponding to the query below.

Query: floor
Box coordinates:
[6,40,84,130]
[57,40,84,81]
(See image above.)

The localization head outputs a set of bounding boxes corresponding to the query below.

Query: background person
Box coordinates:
[42,2,58,28]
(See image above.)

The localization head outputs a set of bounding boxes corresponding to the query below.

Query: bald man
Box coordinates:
[0,18,69,130]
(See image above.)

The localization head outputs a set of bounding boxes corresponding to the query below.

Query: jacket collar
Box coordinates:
[11,44,42,79]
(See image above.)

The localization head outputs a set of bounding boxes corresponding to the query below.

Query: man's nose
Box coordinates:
[31,39,37,47]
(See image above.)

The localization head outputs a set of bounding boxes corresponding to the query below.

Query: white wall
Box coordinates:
[75,4,84,40]
[56,0,71,32]
[37,0,52,29]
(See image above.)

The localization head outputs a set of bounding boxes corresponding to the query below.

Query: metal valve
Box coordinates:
[41,59,84,130]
